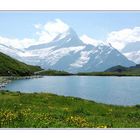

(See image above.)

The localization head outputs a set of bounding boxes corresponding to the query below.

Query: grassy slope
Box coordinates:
[0,52,42,76]
[0,90,140,128]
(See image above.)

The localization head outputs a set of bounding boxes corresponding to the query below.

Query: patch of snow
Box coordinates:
[70,51,91,67]
[66,38,72,42]
[106,50,112,55]
[29,46,86,66]
[97,60,103,65]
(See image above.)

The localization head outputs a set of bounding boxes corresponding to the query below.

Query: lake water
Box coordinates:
[4,76,140,106]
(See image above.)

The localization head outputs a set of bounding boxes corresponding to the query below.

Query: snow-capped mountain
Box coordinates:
[21,28,135,72]
[0,26,135,72]
[22,28,88,71]
[70,43,135,72]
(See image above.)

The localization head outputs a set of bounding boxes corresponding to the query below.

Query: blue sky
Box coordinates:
[0,11,140,40]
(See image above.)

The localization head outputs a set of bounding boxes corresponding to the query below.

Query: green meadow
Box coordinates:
[0,90,140,128]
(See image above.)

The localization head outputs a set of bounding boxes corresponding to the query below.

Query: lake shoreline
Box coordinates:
[0,75,42,89]
[0,77,11,89]
[0,90,138,107]
[37,73,140,77]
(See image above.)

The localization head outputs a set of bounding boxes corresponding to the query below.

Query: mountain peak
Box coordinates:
[27,27,84,50]
[52,28,78,42]
[51,27,84,47]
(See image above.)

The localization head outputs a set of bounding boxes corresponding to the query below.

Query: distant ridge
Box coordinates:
[105,64,140,75]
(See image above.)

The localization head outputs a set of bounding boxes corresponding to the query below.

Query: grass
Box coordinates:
[0,90,140,128]
[0,52,42,76]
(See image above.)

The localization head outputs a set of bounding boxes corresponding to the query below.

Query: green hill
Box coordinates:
[77,64,140,76]
[0,52,42,76]
[105,65,128,72]
[104,64,140,76]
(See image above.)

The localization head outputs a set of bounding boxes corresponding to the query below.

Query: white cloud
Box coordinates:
[36,19,70,44]
[124,51,140,63]
[0,19,70,49]
[0,36,36,49]
[34,23,42,29]
[80,27,140,52]
[44,19,69,34]
[80,35,103,46]
[107,27,140,51]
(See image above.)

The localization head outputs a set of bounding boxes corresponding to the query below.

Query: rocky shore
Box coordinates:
[0,77,11,89]
[0,75,42,89]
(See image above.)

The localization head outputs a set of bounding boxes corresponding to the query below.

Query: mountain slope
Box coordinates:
[22,28,89,71]
[0,52,42,76]
[105,64,140,75]
[74,43,135,72]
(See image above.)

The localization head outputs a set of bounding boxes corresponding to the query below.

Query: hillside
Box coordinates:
[77,64,140,76]
[105,64,140,75]
[0,52,42,76]
[105,65,128,72]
